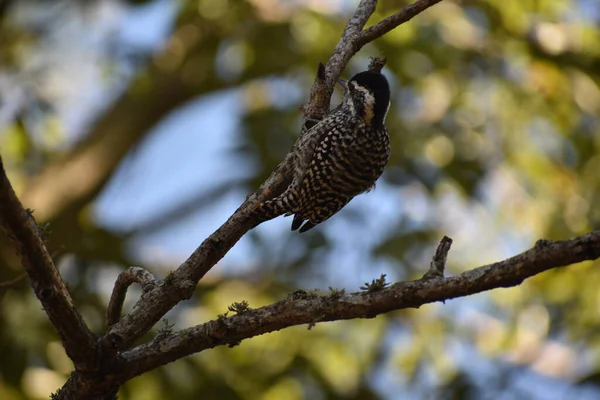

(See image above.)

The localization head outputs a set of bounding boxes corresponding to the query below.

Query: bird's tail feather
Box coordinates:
[291,215,304,231]
[250,194,295,228]
[292,218,316,233]
[252,198,284,221]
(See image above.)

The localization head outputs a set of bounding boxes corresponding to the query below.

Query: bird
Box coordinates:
[253,69,391,233]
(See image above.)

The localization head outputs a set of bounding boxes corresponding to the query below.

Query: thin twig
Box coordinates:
[106,267,157,327]
[423,236,453,279]
[0,272,27,288]
[358,0,445,46]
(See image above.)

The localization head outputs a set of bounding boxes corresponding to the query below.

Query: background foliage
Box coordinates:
[1,0,600,398]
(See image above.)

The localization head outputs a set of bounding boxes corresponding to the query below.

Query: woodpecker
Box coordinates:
[253,69,391,232]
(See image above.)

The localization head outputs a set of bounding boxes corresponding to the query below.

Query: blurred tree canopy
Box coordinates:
[1,0,600,399]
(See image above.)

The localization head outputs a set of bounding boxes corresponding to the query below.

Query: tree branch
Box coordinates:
[0,272,27,288]
[54,230,600,397]
[106,267,157,327]
[358,0,445,47]
[423,235,453,279]
[0,157,97,371]
[113,231,600,382]
[302,0,444,120]
[301,0,378,120]
[103,0,445,355]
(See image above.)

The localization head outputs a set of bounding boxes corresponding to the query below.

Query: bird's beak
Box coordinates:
[337,78,348,93]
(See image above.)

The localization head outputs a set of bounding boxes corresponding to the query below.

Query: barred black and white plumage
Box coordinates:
[253,70,391,232]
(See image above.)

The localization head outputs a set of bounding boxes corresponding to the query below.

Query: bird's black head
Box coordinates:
[346,70,391,127]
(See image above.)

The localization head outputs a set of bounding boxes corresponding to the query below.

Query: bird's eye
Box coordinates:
[304,119,319,130]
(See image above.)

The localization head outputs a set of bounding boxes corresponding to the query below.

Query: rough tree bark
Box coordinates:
[1,0,598,398]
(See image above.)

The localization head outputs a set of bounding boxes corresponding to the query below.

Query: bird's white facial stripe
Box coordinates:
[351,81,376,123]
[383,100,391,121]
[351,81,375,108]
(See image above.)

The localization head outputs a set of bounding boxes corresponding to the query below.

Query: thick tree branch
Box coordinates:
[0,157,96,371]
[111,231,600,386]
